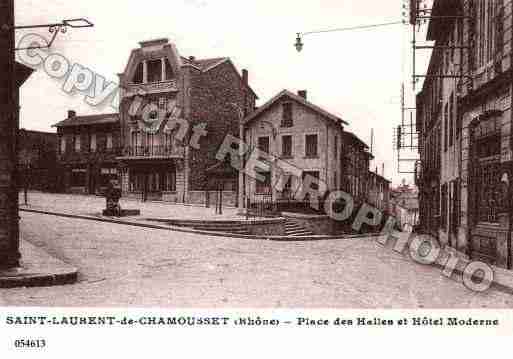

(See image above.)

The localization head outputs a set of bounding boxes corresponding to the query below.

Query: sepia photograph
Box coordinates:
[1,0,513,356]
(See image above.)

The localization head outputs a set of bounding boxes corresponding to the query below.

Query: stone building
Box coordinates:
[342,131,374,205]
[243,89,350,204]
[368,171,391,214]
[416,0,513,268]
[116,38,257,204]
[18,129,58,192]
[54,111,121,194]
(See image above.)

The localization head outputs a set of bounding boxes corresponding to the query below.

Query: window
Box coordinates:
[106,133,113,150]
[164,171,177,192]
[281,102,293,127]
[70,168,86,187]
[164,59,174,80]
[449,94,454,147]
[133,63,143,84]
[256,171,272,194]
[476,0,501,68]
[90,133,97,152]
[60,136,66,153]
[441,183,447,230]
[334,135,339,159]
[74,134,81,152]
[147,59,162,83]
[305,134,318,158]
[258,136,270,159]
[474,116,502,223]
[282,135,292,158]
[444,104,449,152]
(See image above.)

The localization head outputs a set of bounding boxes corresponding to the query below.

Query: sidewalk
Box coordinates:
[0,239,78,288]
[388,233,513,295]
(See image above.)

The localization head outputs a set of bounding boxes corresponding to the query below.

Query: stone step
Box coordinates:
[286,229,313,236]
[289,232,313,237]
[191,226,251,235]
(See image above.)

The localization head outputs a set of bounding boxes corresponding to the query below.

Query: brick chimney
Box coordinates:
[242,69,248,85]
[68,110,76,119]
[298,90,307,100]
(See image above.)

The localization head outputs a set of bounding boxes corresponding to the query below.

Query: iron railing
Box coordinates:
[122,145,185,158]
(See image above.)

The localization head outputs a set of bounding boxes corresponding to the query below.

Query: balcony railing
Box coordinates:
[124,80,178,96]
[58,147,123,161]
[121,145,185,159]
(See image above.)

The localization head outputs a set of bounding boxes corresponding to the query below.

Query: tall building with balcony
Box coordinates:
[416,0,513,268]
[54,111,121,194]
[117,38,257,203]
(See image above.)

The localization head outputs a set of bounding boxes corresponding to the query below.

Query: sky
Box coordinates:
[14,0,432,186]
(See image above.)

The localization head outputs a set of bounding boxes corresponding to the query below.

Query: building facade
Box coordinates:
[417,0,513,268]
[342,131,374,205]
[18,129,58,192]
[116,38,257,204]
[368,171,391,214]
[243,89,351,204]
[54,111,121,194]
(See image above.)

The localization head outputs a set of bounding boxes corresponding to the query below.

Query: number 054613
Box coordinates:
[14,339,46,349]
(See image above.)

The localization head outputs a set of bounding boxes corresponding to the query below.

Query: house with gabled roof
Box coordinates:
[243,89,353,204]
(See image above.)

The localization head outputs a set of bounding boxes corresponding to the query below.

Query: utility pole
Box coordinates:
[0,0,20,269]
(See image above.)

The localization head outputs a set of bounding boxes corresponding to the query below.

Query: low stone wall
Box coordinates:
[246,219,286,236]
[188,191,237,207]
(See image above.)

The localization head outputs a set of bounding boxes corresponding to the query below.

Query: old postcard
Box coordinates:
[0,0,512,357]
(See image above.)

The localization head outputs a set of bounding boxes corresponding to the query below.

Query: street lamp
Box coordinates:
[295,33,303,52]
[294,21,402,52]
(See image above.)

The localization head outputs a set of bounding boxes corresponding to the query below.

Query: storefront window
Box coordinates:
[473,115,502,223]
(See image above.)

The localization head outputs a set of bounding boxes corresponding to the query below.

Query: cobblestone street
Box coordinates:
[1,209,512,308]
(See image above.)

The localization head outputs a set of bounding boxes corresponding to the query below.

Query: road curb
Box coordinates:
[0,241,78,289]
[20,208,378,242]
[0,270,78,289]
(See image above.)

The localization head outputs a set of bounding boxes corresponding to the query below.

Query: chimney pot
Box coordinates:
[189,56,196,62]
[68,110,76,119]
[298,90,307,100]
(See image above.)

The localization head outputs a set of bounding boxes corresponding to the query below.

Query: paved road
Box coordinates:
[1,211,512,307]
